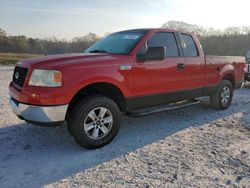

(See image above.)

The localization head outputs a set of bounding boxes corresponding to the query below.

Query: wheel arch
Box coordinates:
[221,73,236,89]
[66,82,126,121]
[219,64,236,89]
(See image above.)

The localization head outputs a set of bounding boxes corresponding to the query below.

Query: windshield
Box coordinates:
[85,32,145,55]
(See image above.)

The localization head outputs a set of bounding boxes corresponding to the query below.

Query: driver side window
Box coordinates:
[138,32,179,57]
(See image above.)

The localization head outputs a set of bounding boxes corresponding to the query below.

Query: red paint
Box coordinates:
[9,29,246,106]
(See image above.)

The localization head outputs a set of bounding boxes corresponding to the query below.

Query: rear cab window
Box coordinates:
[139,32,180,57]
[181,34,199,57]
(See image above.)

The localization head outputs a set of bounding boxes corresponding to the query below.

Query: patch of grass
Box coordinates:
[0,53,42,66]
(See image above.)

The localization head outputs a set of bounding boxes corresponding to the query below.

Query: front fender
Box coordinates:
[63,65,132,103]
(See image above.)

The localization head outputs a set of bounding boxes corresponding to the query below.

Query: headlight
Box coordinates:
[28,69,62,87]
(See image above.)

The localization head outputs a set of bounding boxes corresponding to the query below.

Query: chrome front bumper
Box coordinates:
[9,97,68,125]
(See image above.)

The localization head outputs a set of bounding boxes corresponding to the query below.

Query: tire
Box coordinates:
[67,95,121,149]
[210,80,233,110]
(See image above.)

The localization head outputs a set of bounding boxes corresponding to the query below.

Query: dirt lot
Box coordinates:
[0,67,250,188]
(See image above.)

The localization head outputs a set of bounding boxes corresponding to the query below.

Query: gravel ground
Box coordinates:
[0,67,250,188]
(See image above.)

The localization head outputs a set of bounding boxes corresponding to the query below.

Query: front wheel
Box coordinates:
[210,80,233,110]
[67,95,121,149]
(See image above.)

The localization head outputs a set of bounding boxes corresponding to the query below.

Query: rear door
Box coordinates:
[179,33,205,93]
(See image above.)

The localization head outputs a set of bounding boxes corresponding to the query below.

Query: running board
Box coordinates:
[127,100,201,117]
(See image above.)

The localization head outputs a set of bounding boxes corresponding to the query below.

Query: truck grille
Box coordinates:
[13,67,28,88]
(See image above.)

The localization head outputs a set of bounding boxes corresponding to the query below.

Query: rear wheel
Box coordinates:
[67,95,121,149]
[210,80,233,110]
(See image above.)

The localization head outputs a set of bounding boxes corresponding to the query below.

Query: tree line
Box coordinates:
[1,21,250,56]
[0,29,100,55]
[162,21,250,56]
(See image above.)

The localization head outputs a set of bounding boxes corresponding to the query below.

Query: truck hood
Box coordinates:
[18,53,127,68]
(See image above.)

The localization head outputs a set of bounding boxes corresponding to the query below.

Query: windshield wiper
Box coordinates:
[88,49,108,53]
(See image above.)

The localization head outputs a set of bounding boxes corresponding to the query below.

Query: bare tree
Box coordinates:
[0,28,7,37]
[161,21,222,36]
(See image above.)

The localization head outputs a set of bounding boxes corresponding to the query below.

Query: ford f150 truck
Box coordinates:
[9,29,246,149]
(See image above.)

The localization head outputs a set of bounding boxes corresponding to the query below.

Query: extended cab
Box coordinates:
[9,29,246,148]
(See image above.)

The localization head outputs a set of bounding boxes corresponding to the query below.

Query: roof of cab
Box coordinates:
[114,28,194,35]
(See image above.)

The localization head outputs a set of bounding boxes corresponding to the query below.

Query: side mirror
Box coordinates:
[137,47,166,61]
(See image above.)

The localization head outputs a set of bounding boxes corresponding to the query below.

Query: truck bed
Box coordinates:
[205,55,246,87]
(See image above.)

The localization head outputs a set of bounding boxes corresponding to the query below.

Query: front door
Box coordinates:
[130,32,186,109]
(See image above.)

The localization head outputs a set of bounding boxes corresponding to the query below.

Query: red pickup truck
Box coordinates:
[9,29,246,148]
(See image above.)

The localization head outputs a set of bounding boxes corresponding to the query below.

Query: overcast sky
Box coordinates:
[0,0,249,40]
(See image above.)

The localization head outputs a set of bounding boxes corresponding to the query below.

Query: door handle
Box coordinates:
[177,63,185,70]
